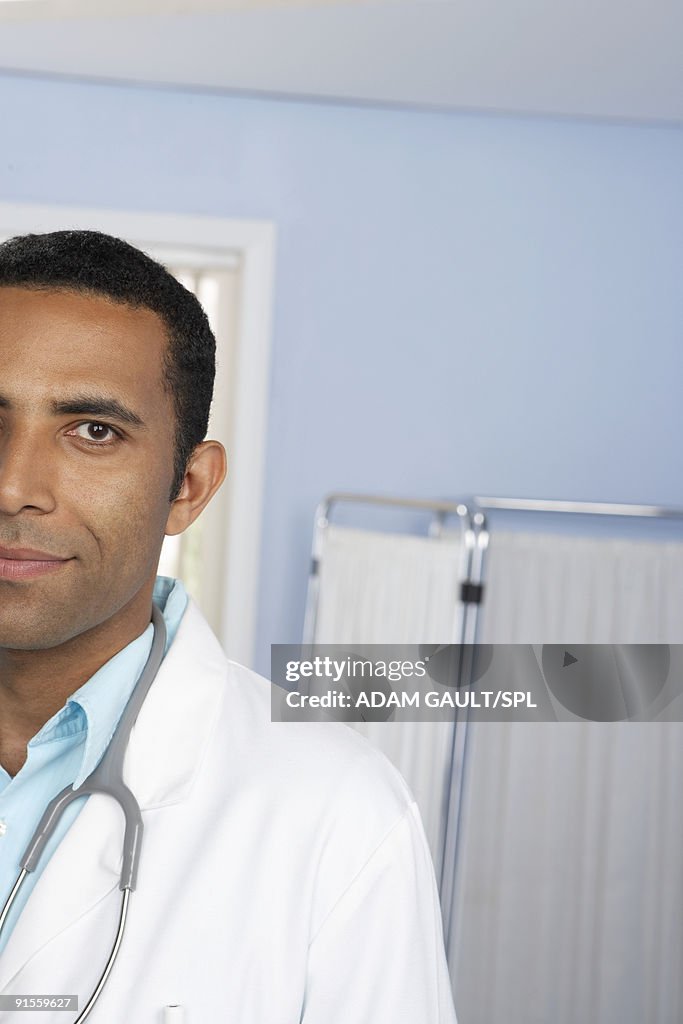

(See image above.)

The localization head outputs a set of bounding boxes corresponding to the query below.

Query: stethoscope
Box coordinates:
[0,605,168,1023]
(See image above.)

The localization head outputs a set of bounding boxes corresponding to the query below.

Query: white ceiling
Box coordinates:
[0,0,681,123]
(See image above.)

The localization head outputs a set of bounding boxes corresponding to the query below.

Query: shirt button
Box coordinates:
[0,820,6,837]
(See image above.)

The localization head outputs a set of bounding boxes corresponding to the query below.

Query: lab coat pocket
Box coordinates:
[163,1006,185,1022]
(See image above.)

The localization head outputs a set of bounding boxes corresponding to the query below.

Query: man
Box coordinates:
[0,230,457,1022]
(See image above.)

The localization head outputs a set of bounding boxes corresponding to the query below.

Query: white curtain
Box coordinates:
[314,524,466,877]
[449,530,683,1024]
[312,522,683,1023]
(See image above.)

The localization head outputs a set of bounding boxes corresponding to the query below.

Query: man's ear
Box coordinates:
[165,441,227,537]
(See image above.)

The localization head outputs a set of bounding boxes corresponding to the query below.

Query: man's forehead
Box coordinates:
[0,286,170,413]
[0,286,169,364]
[0,283,167,333]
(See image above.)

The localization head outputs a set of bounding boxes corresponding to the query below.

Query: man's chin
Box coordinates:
[0,612,92,652]
[0,630,76,652]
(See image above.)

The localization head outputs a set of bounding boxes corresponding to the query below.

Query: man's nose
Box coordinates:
[0,431,57,516]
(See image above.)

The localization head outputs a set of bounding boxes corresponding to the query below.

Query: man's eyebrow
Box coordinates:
[0,392,146,428]
[50,395,146,428]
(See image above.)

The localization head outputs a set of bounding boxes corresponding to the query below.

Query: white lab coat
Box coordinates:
[0,601,457,1023]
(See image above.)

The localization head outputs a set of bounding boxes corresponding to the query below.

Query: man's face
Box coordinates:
[0,286,178,650]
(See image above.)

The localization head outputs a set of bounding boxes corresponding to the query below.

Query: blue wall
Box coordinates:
[0,74,681,674]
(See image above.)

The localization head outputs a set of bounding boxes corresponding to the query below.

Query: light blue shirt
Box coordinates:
[0,576,188,953]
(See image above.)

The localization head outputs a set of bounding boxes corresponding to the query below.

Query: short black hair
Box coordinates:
[0,229,216,500]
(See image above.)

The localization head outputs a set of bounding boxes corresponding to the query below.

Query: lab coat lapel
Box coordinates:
[0,600,227,991]
[120,599,227,809]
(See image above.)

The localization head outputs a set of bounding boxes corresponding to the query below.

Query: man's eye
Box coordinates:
[70,422,120,444]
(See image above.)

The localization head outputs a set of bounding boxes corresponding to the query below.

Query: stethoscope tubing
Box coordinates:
[0,605,168,1022]
[74,889,130,1023]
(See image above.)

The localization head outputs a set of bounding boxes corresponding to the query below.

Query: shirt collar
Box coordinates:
[67,576,188,788]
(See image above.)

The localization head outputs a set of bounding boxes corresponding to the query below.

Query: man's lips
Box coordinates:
[0,546,73,580]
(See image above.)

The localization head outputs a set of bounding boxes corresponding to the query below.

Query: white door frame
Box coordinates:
[0,201,276,668]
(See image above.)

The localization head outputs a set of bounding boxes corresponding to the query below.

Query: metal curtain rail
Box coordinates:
[475,496,683,519]
[315,491,471,516]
